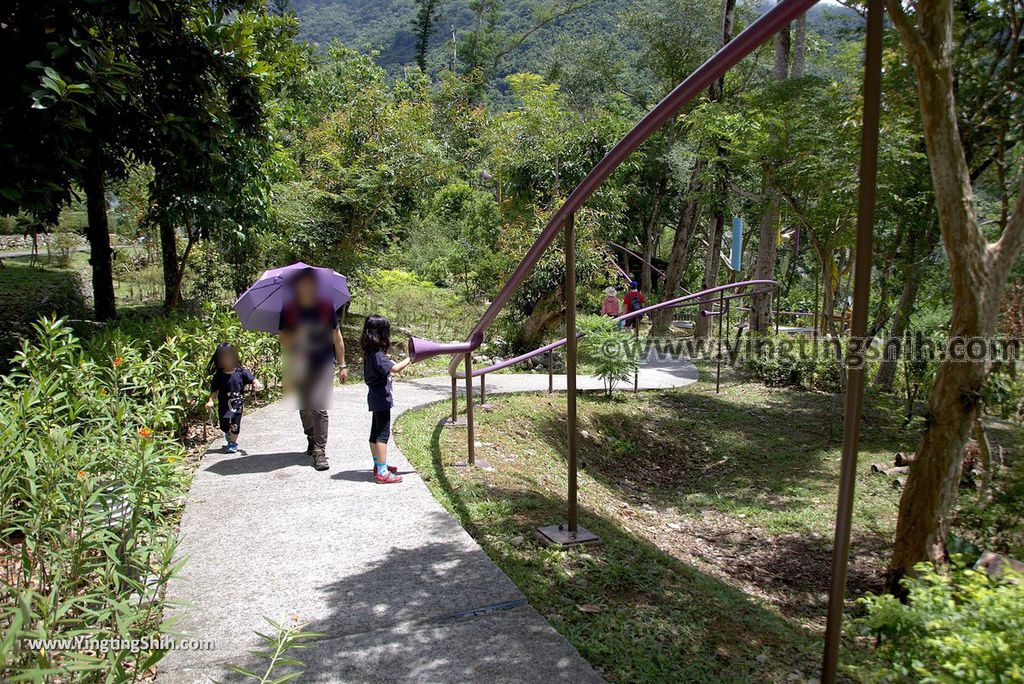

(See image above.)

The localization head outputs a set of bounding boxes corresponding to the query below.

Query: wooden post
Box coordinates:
[822,0,882,678]
[465,353,475,466]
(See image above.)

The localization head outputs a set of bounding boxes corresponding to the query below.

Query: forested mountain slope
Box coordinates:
[288,0,861,77]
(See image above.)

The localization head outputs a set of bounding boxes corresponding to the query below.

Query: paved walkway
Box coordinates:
[159,354,697,683]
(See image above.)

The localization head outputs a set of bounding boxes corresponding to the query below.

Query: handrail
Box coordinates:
[446,0,821,377]
[609,242,666,276]
[455,279,776,378]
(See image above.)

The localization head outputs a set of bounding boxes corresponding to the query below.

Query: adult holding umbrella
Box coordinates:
[234,262,350,471]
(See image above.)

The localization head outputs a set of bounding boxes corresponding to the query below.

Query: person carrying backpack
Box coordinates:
[623,281,645,329]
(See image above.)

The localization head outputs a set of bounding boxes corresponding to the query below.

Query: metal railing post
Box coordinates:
[822,0,882,678]
[633,320,639,393]
[536,213,598,547]
[450,375,458,423]
[716,289,725,394]
[465,353,475,466]
[548,350,554,393]
[480,373,486,405]
[566,213,578,532]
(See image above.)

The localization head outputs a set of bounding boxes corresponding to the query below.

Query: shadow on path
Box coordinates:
[204,451,308,475]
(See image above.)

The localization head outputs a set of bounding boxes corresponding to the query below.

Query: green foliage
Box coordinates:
[578,314,638,395]
[0,312,280,679]
[741,334,843,393]
[273,46,452,277]
[360,269,484,342]
[954,463,1024,561]
[404,181,503,296]
[0,263,86,371]
[854,563,1024,683]
[224,617,323,683]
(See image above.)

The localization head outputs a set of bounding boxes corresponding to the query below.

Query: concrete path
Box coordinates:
[160,354,697,683]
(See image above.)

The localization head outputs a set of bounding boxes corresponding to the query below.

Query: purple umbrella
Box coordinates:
[232,262,350,333]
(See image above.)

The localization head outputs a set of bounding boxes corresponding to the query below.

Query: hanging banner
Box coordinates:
[730,216,743,271]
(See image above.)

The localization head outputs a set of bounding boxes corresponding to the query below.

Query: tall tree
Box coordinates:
[0,0,271,319]
[148,8,279,308]
[692,0,737,339]
[749,5,792,333]
[413,0,441,71]
[646,0,729,332]
[885,0,1024,586]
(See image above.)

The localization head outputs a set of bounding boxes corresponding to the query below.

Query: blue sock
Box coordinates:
[375,462,388,475]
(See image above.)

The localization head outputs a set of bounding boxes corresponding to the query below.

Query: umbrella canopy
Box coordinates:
[232,262,350,333]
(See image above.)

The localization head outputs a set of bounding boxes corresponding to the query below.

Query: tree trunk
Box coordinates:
[972,417,993,495]
[791,15,806,78]
[168,213,199,309]
[773,11,790,81]
[83,146,116,321]
[160,219,181,310]
[751,12,791,334]
[694,211,725,338]
[642,175,668,298]
[750,193,779,332]
[874,266,921,391]
[694,0,736,339]
[886,0,1024,589]
[652,162,704,333]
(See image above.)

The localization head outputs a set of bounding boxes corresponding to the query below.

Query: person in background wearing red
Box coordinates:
[623,280,645,329]
[601,286,621,317]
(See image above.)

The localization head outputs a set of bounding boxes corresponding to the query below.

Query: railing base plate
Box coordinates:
[535,524,601,548]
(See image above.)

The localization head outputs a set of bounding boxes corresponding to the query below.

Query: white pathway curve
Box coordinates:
[159,354,697,683]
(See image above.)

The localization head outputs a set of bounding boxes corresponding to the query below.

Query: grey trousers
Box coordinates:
[298,361,334,450]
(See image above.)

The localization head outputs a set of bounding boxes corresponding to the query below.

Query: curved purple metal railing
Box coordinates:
[434,0,820,377]
[452,279,776,378]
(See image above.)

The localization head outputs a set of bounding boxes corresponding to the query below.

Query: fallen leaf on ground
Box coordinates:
[576,603,604,614]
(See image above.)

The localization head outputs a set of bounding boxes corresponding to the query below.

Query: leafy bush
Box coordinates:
[953,464,1024,560]
[360,269,483,343]
[578,314,638,396]
[0,263,86,371]
[854,562,1024,682]
[742,333,843,393]
[1,310,281,680]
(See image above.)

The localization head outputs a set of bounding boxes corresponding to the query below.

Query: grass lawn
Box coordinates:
[395,376,1022,682]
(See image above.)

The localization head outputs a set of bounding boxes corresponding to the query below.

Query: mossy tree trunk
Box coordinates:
[885,0,1024,588]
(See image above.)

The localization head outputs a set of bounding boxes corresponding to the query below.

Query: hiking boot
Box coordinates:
[311,449,329,471]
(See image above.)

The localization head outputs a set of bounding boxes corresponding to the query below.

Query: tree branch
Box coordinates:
[989,171,1024,281]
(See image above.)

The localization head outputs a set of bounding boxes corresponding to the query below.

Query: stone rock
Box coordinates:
[975,550,1024,580]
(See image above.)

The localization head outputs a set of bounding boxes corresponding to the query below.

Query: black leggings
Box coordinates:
[219,412,242,436]
[369,410,391,444]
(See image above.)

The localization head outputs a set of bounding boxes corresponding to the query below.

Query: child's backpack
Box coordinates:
[625,290,643,314]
